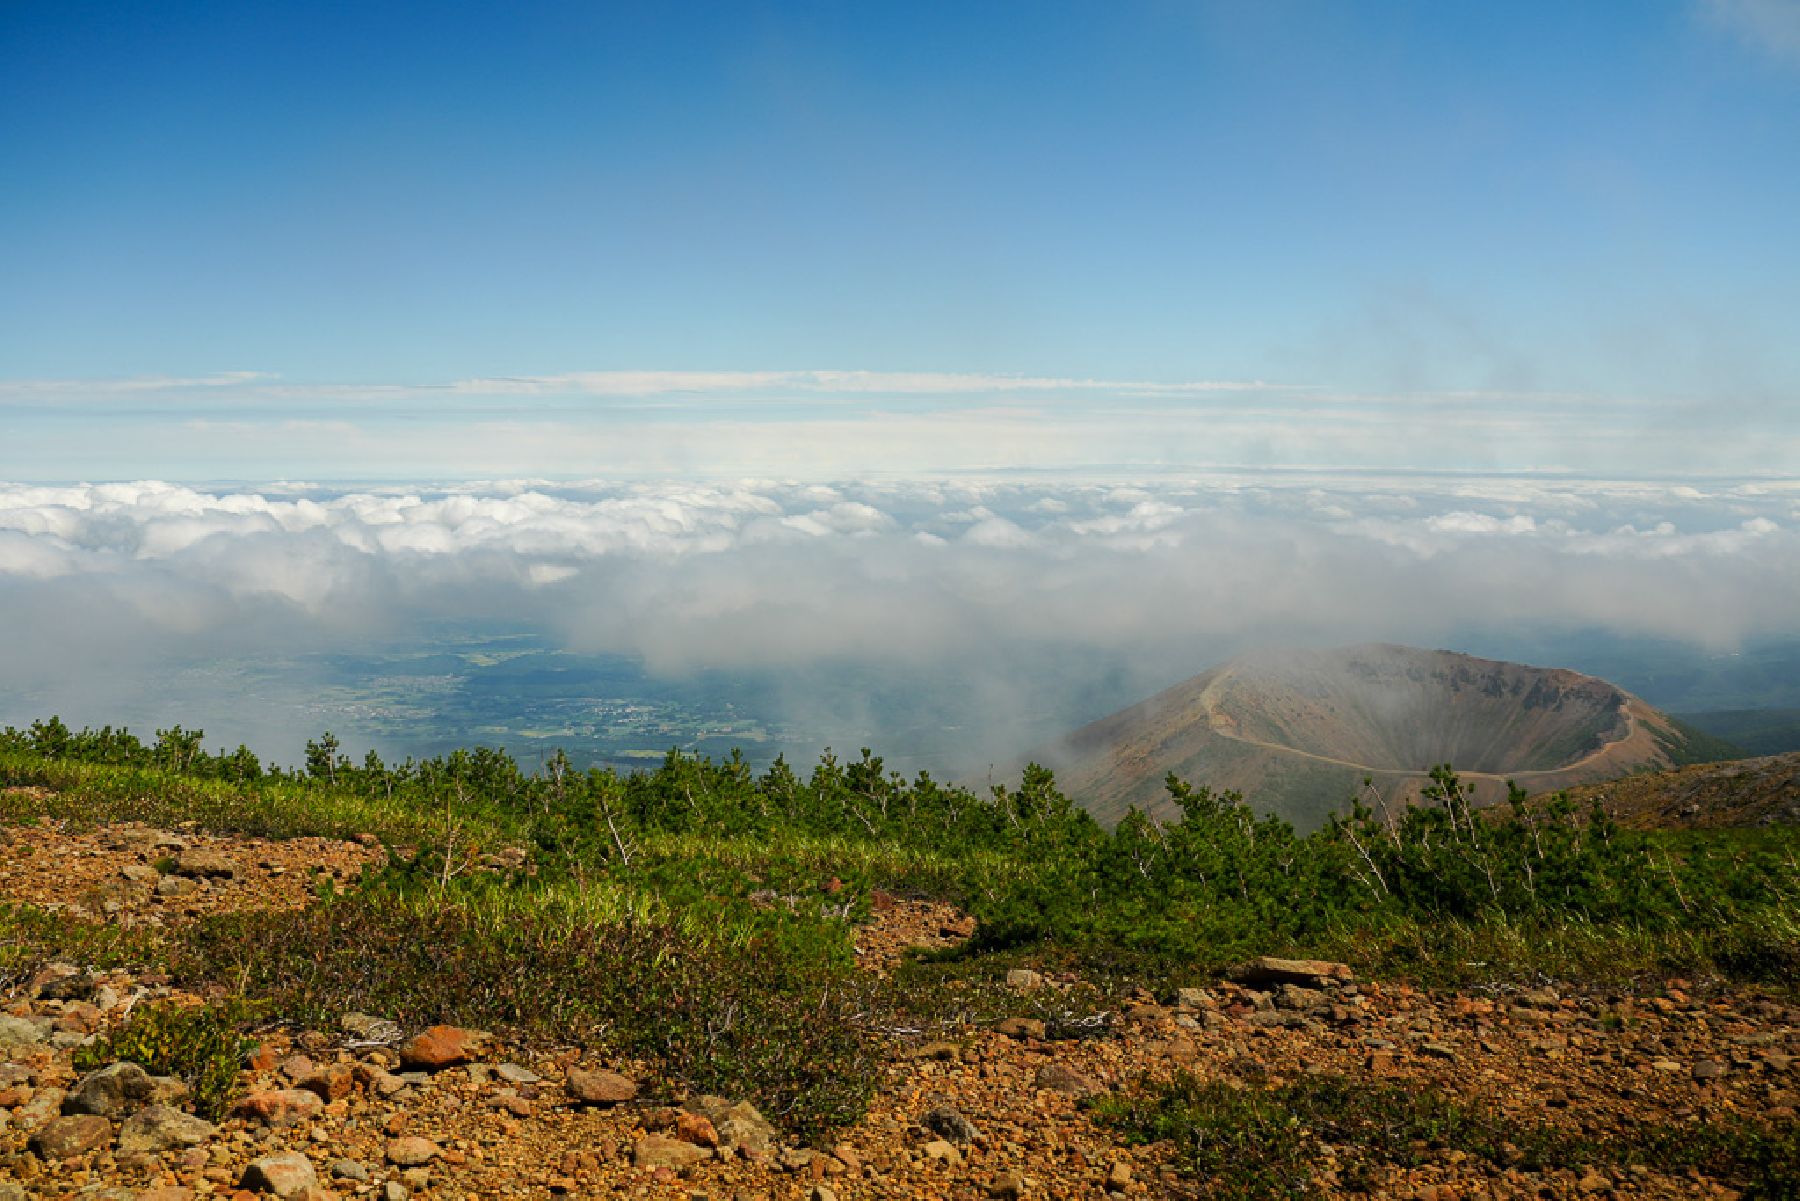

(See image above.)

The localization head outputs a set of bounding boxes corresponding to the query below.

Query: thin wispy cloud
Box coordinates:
[453,371,1305,398]
[0,372,274,396]
[0,370,1300,404]
[6,367,1792,481]
[1703,0,1800,65]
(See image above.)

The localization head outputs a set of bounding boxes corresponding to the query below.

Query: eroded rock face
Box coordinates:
[1058,644,1695,827]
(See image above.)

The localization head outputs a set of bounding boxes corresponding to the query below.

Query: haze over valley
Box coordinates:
[3,473,1797,801]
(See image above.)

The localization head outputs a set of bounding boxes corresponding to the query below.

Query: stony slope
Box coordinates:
[1559,751,1800,831]
[1052,644,1720,829]
[3,820,1795,1200]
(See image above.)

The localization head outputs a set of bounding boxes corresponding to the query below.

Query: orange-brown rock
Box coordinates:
[296,1063,356,1102]
[675,1111,719,1148]
[633,1135,708,1169]
[565,1066,638,1104]
[398,1024,476,1071]
[229,1088,324,1126]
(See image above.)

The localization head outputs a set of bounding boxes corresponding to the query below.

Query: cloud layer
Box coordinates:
[3,473,1796,764]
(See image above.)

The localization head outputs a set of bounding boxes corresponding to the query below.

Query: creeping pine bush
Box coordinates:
[74,999,256,1120]
[0,903,147,995]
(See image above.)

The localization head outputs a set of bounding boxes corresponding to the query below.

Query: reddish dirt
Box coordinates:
[0,821,382,925]
[2,819,1796,1199]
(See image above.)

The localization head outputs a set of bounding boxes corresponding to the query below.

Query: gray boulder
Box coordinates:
[175,848,236,878]
[117,1104,216,1153]
[29,1113,112,1160]
[63,1061,183,1116]
[924,1104,981,1145]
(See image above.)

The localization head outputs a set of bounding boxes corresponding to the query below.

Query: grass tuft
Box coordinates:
[1094,1072,1800,1200]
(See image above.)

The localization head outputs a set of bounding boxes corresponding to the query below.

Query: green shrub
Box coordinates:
[0,903,148,995]
[74,999,256,1120]
[1095,1072,1800,1200]
[173,886,879,1138]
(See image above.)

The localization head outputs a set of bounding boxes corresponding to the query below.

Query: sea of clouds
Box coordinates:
[2,473,1796,762]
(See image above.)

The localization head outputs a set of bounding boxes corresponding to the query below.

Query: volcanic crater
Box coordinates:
[1056,644,1708,829]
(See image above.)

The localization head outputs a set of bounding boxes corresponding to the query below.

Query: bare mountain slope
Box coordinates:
[1052,644,1726,829]
[1559,752,1800,830]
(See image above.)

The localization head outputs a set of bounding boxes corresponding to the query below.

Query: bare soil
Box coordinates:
[2,821,1796,1200]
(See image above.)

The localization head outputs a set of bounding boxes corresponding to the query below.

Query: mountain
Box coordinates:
[1558,751,1800,830]
[1050,643,1737,829]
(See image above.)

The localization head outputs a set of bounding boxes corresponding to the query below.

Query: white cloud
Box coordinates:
[1704,0,1800,64]
[1425,512,1538,536]
[0,475,1793,644]
[961,515,1037,548]
[1,473,1797,763]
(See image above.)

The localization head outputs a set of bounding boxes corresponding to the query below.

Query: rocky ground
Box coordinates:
[2,822,1795,1200]
[1563,753,1800,831]
[0,818,383,924]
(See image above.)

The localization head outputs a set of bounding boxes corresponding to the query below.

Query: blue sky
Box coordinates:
[2,0,1798,479]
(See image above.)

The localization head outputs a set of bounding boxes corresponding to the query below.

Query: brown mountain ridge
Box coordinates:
[1560,751,1800,831]
[1052,643,1730,829]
